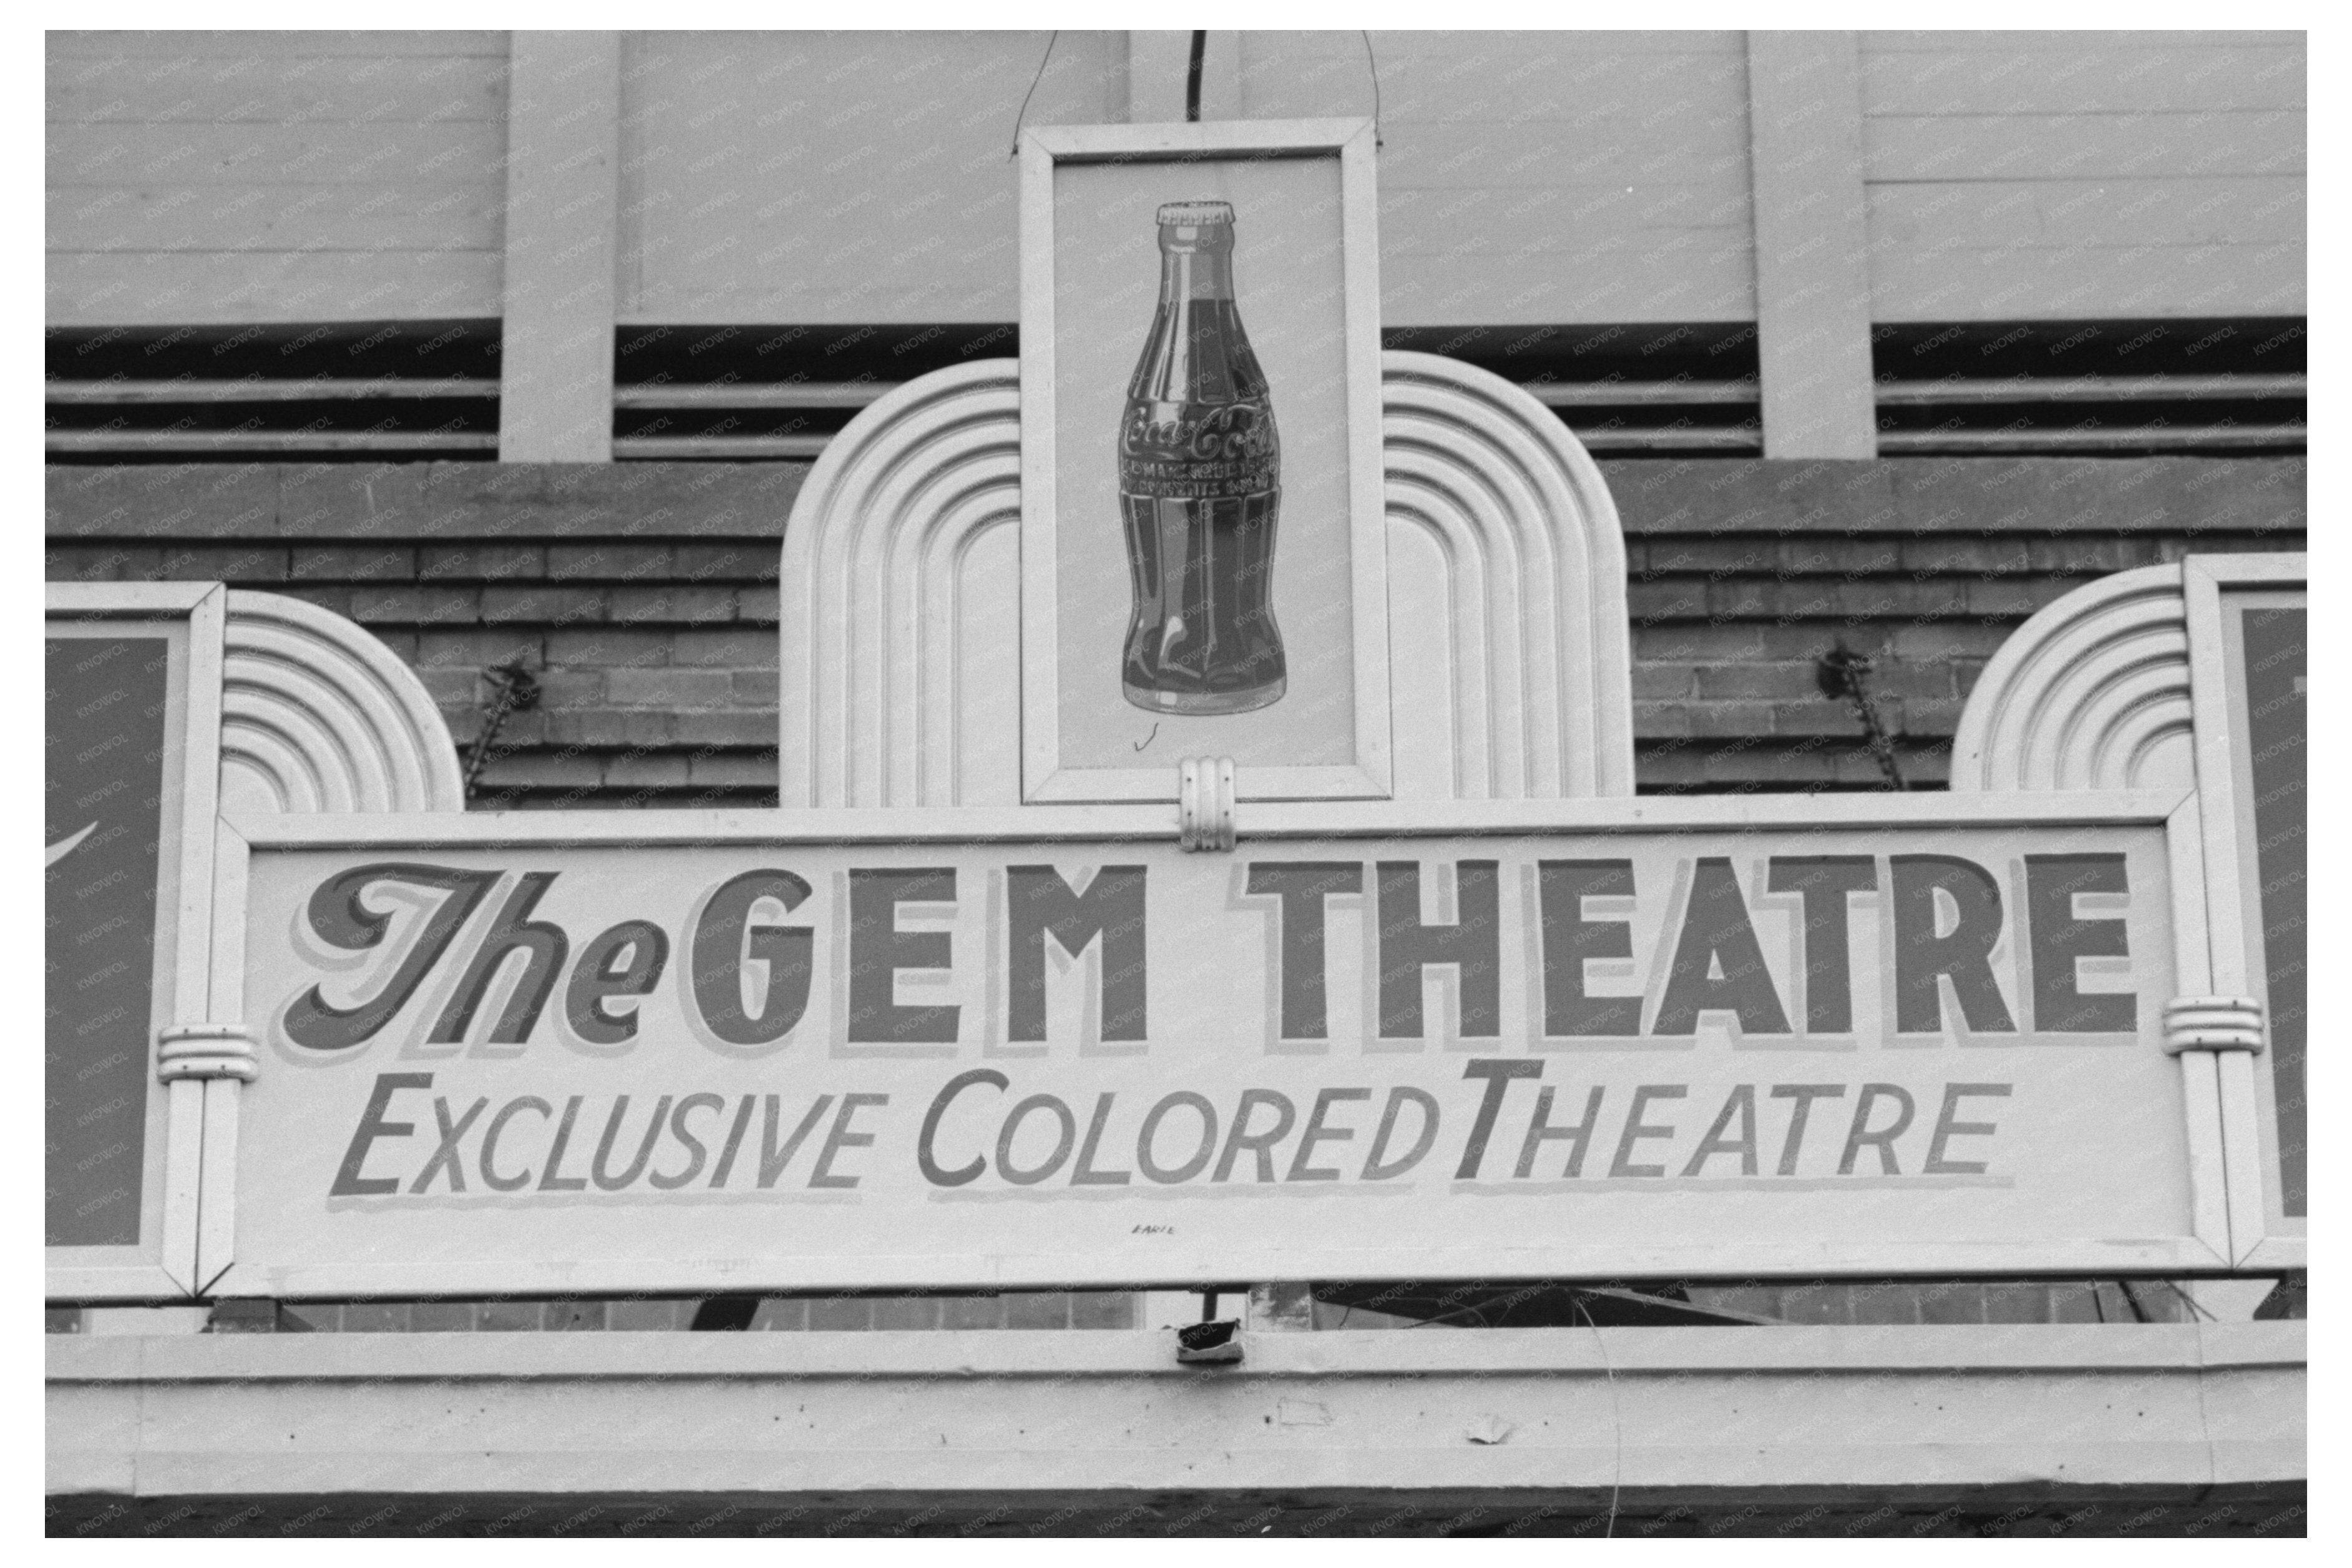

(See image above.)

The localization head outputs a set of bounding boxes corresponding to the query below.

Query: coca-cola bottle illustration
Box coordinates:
[1116,200,1286,715]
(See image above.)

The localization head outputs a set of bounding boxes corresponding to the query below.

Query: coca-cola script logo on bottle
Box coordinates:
[1116,201,1287,716]
[1117,402,1278,500]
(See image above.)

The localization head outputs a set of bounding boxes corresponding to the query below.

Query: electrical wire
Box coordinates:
[1574,1296,1624,1537]
[1009,31,1060,157]
[1360,31,1383,147]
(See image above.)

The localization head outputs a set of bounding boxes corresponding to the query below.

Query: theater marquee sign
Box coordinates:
[41,112,2298,1302]
[205,796,2218,1299]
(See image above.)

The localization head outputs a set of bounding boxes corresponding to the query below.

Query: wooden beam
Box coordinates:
[1745,31,1876,459]
[47,1325,2306,1499]
[499,32,620,463]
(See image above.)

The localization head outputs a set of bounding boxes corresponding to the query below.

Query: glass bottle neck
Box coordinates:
[1157,241,1235,304]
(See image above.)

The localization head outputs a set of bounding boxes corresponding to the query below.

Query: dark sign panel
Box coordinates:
[46,635,171,1248]
[2239,606,2305,1218]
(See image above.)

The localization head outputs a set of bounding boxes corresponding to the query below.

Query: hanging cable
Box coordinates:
[1185,31,1207,122]
[1008,30,1060,157]
[1574,1295,1624,1537]
[1360,31,1383,147]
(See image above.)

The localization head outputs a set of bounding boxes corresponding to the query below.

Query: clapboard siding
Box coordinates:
[49,182,507,254]
[1870,177,2303,250]
[1858,30,2306,321]
[1866,112,2305,182]
[56,252,502,325]
[617,31,1127,325]
[1870,246,2302,323]
[1860,38,2305,115]
[1244,31,1755,324]
[46,54,507,122]
[42,29,2308,334]
[48,31,510,57]
[619,31,1757,326]
[47,32,508,324]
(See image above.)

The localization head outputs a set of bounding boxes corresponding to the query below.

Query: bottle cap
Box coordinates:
[1156,202,1234,227]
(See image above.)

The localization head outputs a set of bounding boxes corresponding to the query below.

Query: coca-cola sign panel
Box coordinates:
[1020,120,1390,804]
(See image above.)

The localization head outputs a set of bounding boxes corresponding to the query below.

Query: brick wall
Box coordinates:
[46,455,2304,803]
[1614,455,2306,787]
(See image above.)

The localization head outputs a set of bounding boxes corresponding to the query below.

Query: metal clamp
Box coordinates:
[1178,757,1237,853]
[157,1023,260,1084]
[2162,996,2265,1056]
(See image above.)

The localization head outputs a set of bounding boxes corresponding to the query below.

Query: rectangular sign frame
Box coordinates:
[46,583,227,1301]
[2182,552,2307,1270]
[1017,118,1392,806]
[203,788,2240,1302]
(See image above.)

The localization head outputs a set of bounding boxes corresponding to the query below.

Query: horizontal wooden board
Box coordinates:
[1861,42,2305,116]
[1871,243,2304,323]
[1866,111,2306,182]
[1385,185,1752,241]
[1244,31,1749,123]
[1869,177,2305,250]
[1862,30,2304,53]
[1384,236,1755,327]
[1378,123,1750,192]
[49,183,505,254]
[49,121,503,188]
[48,31,507,57]
[47,249,503,326]
[47,53,507,124]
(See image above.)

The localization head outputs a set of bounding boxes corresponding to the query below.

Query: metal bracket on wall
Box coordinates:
[1177,757,1237,852]
[2162,996,2265,1055]
[155,1023,259,1083]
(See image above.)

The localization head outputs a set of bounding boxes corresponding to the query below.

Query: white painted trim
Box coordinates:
[783,351,1634,806]
[194,822,252,1293]
[48,1322,2306,1382]
[498,31,620,462]
[201,1236,2233,1303]
[1018,119,1391,804]
[47,1324,2303,1500]
[1380,352,1634,798]
[49,586,464,1301]
[45,581,216,615]
[2179,556,2306,1268]
[2167,796,2233,1264]
[228,787,2190,851]
[1025,118,1382,161]
[40,1265,192,1303]
[220,590,466,815]
[1949,563,2194,794]
[1746,31,1875,460]
[46,592,222,1299]
[1959,557,2306,1271]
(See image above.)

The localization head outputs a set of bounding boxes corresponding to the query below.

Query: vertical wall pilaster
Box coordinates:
[1745,31,1877,459]
[500,31,622,463]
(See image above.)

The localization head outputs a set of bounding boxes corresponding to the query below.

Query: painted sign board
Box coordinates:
[208,793,2227,1300]
[44,584,226,1299]
[2183,554,2307,1267]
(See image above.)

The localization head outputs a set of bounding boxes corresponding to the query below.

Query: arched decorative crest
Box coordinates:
[776,353,1635,806]
[220,590,466,815]
[1948,563,2197,794]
